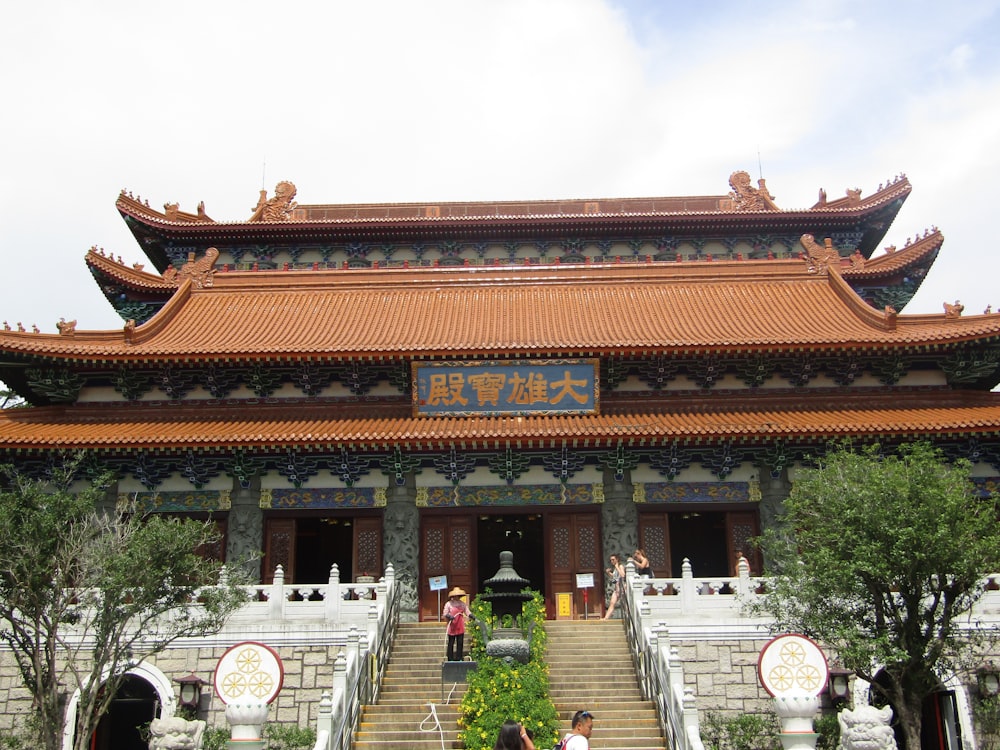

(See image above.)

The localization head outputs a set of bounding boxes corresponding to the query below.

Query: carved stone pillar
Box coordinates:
[227,476,263,582]
[383,474,420,621]
[601,468,638,562]
[757,465,791,571]
[98,478,118,518]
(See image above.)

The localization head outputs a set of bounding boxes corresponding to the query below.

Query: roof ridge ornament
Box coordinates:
[800,234,841,275]
[728,170,779,211]
[163,248,220,289]
[249,181,298,222]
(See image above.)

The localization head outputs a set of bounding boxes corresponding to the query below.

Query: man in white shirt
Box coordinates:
[561,710,593,749]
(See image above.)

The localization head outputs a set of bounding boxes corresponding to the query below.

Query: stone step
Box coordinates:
[356,619,666,750]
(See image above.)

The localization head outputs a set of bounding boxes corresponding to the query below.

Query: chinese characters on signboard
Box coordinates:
[413,360,599,416]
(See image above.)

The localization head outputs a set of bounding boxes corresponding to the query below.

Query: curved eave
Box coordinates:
[844,230,943,279]
[85,248,176,293]
[0,390,997,453]
[1,263,999,368]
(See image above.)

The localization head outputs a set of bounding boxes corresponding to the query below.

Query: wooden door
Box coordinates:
[725,510,760,575]
[353,516,382,579]
[263,517,296,584]
[638,513,671,577]
[420,515,474,621]
[546,512,601,618]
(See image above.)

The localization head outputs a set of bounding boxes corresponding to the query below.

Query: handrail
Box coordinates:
[621,561,706,750]
[326,573,400,750]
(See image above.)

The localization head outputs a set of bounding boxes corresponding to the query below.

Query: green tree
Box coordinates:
[754,442,1000,750]
[0,458,250,750]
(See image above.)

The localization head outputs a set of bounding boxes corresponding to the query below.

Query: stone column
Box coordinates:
[97,478,119,518]
[227,476,263,582]
[757,465,791,571]
[601,467,638,562]
[383,475,419,621]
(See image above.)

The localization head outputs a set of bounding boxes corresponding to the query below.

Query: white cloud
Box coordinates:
[1,0,999,331]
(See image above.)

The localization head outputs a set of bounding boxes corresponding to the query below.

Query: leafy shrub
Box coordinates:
[703,711,781,750]
[201,723,315,750]
[975,695,1000,750]
[459,658,559,750]
[264,723,317,749]
[202,727,229,750]
[814,711,841,750]
[460,589,558,750]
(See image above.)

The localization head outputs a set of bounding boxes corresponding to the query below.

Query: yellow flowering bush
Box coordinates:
[460,590,559,749]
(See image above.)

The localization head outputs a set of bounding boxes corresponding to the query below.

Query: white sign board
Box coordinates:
[575,573,595,589]
[757,633,829,697]
[214,641,284,705]
[429,575,448,591]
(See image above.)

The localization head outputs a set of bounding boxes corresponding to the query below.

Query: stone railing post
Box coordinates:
[680,558,697,612]
[331,651,348,715]
[682,685,703,750]
[367,602,379,645]
[669,644,684,691]
[347,625,360,664]
[654,622,670,677]
[735,554,754,597]
[315,691,333,749]
[378,563,393,601]
[270,565,285,621]
[325,564,341,622]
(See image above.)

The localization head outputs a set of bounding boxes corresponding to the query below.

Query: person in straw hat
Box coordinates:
[443,586,471,661]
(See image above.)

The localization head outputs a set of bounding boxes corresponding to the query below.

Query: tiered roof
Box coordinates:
[1,172,999,460]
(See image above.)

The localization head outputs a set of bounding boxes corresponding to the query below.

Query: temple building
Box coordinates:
[1,170,999,621]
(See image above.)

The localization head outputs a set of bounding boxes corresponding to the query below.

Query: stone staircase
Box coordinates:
[353,619,667,750]
[546,619,667,750]
[354,622,463,750]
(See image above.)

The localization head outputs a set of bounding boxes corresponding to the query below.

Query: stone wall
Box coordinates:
[675,638,774,716]
[0,643,344,737]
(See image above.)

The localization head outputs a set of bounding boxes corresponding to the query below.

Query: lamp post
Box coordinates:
[827,667,853,706]
[175,672,206,712]
[978,662,1000,698]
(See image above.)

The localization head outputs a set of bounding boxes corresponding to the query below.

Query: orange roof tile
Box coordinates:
[2,261,998,363]
[0,391,997,451]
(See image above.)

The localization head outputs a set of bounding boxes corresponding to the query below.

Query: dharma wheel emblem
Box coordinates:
[213,641,284,705]
[757,634,829,697]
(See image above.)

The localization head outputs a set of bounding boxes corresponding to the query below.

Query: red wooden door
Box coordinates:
[546,512,601,618]
[725,510,761,575]
[638,513,671,577]
[420,515,474,621]
[353,516,382,579]
[263,517,296,584]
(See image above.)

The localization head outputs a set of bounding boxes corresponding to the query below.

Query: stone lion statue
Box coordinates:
[838,705,897,750]
[148,715,207,750]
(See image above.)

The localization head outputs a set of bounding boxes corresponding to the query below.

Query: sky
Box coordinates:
[1,0,999,331]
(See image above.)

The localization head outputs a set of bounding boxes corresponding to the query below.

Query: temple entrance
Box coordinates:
[263,514,382,585]
[90,674,158,750]
[639,509,761,578]
[419,509,599,620]
[546,511,602,619]
[476,513,545,595]
[420,514,475,620]
[668,511,729,577]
